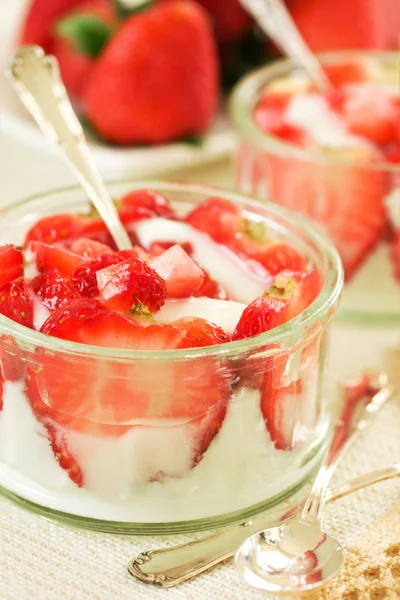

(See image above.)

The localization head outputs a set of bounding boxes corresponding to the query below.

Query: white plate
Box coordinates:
[0,0,237,178]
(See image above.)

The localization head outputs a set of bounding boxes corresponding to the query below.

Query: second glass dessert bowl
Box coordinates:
[231,50,400,323]
[0,181,342,533]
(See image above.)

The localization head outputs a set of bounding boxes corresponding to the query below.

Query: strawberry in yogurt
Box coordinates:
[234,53,399,284]
[0,185,340,524]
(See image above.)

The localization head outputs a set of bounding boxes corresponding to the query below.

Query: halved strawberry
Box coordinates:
[149,244,204,298]
[118,189,178,224]
[31,269,80,311]
[232,269,320,341]
[69,237,114,259]
[96,257,167,312]
[0,245,24,288]
[265,144,388,278]
[32,241,87,277]
[24,213,83,248]
[173,317,230,348]
[0,281,34,328]
[254,91,292,134]
[186,197,308,275]
[341,85,399,146]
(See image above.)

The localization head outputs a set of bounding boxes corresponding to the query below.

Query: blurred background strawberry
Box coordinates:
[17,0,400,145]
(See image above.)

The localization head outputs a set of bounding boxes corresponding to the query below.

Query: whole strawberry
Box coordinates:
[82,1,220,144]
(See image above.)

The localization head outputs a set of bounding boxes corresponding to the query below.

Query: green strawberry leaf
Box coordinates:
[56,13,114,59]
[178,134,205,147]
[113,0,153,19]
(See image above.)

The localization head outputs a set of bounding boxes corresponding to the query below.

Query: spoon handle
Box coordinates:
[128,372,393,587]
[6,45,132,251]
[239,0,332,92]
[301,372,393,522]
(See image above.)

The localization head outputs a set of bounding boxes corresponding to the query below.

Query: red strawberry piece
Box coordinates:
[96,257,167,312]
[31,269,80,311]
[185,196,241,244]
[323,61,369,87]
[254,92,292,133]
[45,423,85,486]
[194,269,228,300]
[19,0,83,50]
[149,241,194,258]
[115,246,150,262]
[235,237,308,276]
[233,269,320,340]
[265,144,389,278]
[32,241,87,277]
[53,0,116,98]
[0,281,34,328]
[172,317,230,348]
[341,85,400,146]
[83,1,219,144]
[24,213,83,248]
[71,252,126,297]
[150,244,205,298]
[69,237,114,259]
[0,245,24,288]
[260,379,302,451]
[118,189,178,224]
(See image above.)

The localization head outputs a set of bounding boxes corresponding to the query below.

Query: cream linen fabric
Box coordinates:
[1,139,400,599]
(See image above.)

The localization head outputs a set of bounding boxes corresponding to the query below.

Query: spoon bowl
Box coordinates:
[236,520,344,593]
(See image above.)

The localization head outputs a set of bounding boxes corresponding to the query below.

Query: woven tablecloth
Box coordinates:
[2,138,400,600]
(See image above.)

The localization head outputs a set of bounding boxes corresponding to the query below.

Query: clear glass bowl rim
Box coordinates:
[230,49,400,173]
[0,180,343,361]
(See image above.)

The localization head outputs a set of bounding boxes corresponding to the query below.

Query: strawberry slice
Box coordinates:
[149,245,205,298]
[341,85,399,146]
[45,422,84,487]
[186,197,307,275]
[69,237,114,259]
[0,245,24,288]
[96,257,167,313]
[232,269,320,340]
[265,144,388,278]
[31,241,87,277]
[118,189,178,224]
[173,317,230,348]
[254,91,292,134]
[0,281,34,328]
[24,213,83,248]
[31,269,80,311]
[185,197,240,244]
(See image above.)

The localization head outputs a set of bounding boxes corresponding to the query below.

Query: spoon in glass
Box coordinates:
[239,0,333,93]
[6,45,132,251]
[235,372,390,593]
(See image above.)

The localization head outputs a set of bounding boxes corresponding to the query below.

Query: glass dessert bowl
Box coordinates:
[0,181,342,533]
[231,50,400,323]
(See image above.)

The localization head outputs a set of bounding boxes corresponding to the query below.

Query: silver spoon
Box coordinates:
[6,45,132,251]
[239,0,333,93]
[235,373,392,593]
[128,371,393,587]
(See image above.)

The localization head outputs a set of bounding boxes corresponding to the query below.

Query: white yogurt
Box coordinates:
[0,378,325,522]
